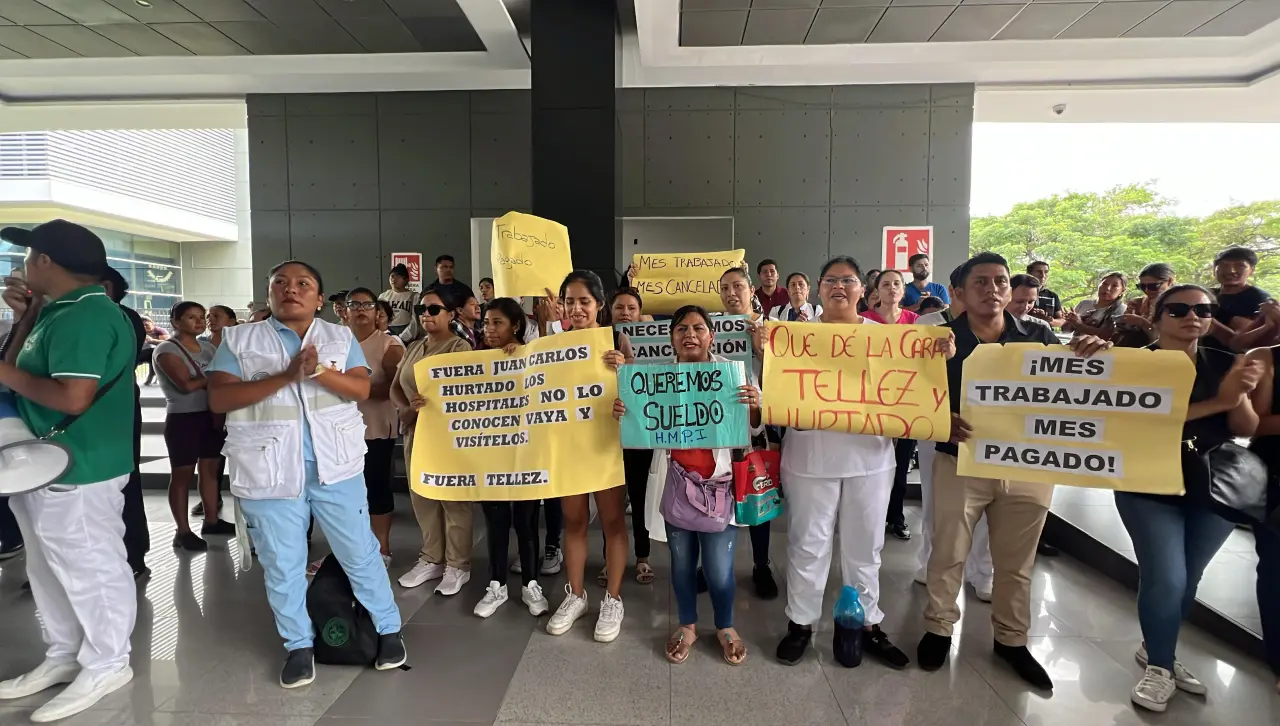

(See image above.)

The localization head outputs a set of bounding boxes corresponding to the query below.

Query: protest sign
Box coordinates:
[615,315,753,367]
[490,212,573,298]
[761,321,951,441]
[618,361,749,450]
[956,344,1195,493]
[410,328,623,502]
[632,250,746,314]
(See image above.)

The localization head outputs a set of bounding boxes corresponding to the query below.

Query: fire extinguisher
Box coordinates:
[891,232,909,270]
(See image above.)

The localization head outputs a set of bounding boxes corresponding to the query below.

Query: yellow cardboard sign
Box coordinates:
[410,328,624,502]
[761,321,952,441]
[956,344,1195,493]
[632,250,746,314]
[490,212,574,298]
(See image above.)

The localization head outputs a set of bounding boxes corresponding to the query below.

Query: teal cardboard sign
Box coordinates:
[615,316,753,367]
[618,361,750,450]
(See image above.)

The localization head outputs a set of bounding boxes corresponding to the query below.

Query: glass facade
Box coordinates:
[0,223,182,325]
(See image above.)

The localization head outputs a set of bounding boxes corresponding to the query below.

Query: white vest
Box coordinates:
[221,319,367,500]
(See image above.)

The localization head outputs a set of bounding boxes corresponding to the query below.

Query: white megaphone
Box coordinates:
[0,392,72,495]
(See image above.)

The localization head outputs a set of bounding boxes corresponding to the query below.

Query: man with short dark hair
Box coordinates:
[428,254,474,309]
[917,252,1110,691]
[1025,261,1065,328]
[1206,246,1271,351]
[753,258,787,314]
[902,254,950,311]
[0,220,138,721]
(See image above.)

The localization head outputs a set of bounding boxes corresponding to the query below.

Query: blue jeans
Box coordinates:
[1115,492,1235,670]
[667,522,737,630]
[241,462,401,652]
[1255,521,1280,676]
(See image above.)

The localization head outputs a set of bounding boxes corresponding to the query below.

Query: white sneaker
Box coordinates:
[0,660,78,700]
[547,585,588,635]
[1131,665,1177,713]
[398,560,445,589]
[1136,643,1206,695]
[541,547,563,575]
[522,580,549,617]
[435,566,469,596]
[381,554,391,570]
[510,560,522,575]
[30,665,133,723]
[969,580,993,603]
[474,581,508,618]
[594,592,624,643]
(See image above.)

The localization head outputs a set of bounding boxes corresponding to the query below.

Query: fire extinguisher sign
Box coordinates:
[881,226,934,273]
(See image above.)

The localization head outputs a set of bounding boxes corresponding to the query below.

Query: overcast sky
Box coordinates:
[971,123,1280,218]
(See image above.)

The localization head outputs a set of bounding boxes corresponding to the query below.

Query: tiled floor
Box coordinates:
[0,493,1276,726]
[1049,486,1263,634]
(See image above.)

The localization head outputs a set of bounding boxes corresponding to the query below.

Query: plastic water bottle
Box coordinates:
[833,585,865,668]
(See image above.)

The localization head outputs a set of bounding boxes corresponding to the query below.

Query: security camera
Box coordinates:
[1052,104,1067,116]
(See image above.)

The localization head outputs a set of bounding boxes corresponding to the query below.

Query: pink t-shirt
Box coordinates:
[863,308,919,325]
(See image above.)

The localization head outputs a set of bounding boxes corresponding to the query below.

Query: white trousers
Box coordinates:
[916,445,993,587]
[783,468,895,627]
[11,476,135,673]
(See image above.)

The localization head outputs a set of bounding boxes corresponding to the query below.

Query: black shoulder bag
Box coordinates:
[1183,437,1270,527]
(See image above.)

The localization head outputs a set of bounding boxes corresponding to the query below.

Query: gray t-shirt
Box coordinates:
[153,338,216,413]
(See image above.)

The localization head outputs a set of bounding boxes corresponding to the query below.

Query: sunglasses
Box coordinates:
[414,304,447,317]
[1162,302,1217,319]
[1137,282,1166,293]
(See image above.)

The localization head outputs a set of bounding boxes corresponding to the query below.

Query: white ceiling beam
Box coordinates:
[455,0,529,67]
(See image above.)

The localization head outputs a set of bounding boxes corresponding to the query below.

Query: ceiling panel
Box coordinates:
[680,9,746,46]
[313,0,399,24]
[33,0,137,25]
[281,18,364,54]
[173,0,263,22]
[866,5,953,42]
[0,17,10,24]
[0,43,20,56]
[995,1,1093,40]
[399,14,484,51]
[1058,1,1164,39]
[0,24,77,55]
[1124,0,1239,38]
[242,0,328,26]
[151,20,248,54]
[931,3,1021,42]
[682,0,751,9]
[211,18,298,53]
[337,16,423,53]
[383,0,465,18]
[1,0,73,24]
[29,22,133,54]
[92,21,192,54]
[1190,0,1280,37]
[806,6,883,43]
[101,0,200,23]
[743,8,815,44]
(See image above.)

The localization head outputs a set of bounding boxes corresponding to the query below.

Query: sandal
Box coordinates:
[635,561,654,585]
[666,626,697,664]
[717,628,747,666]
[596,566,608,587]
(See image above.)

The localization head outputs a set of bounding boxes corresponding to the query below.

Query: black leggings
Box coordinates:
[887,438,917,528]
[482,500,541,585]
[363,438,396,515]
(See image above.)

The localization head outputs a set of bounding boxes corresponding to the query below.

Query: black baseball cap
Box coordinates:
[328,290,350,303]
[1,220,108,277]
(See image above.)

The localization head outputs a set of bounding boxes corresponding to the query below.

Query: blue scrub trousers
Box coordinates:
[241,462,401,652]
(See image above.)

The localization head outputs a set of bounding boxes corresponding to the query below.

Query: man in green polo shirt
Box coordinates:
[0,220,137,722]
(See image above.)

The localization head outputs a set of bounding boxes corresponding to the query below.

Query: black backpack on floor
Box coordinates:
[306,554,379,666]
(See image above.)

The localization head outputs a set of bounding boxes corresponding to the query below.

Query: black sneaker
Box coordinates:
[280,648,315,689]
[833,623,862,668]
[200,519,237,536]
[776,621,813,665]
[753,565,779,600]
[0,542,24,561]
[133,566,151,581]
[696,568,708,594]
[863,625,909,670]
[916,632,951,671]
[191,499,224,517]
[1036,541,1059,557]
[376,632,407,670]
[172,531,208,551]
[886,523,912,541]
[994,642,1053,690]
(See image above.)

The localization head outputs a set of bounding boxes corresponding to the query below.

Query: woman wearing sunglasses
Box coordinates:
[1118,284,1260,713]
[1116,263,1175,347]
[390,288,475,596]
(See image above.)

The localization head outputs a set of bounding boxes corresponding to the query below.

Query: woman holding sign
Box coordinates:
[544,271,632,643]
[615,304,762,665]
[1117,284,1260,713]
[775,256,911,671]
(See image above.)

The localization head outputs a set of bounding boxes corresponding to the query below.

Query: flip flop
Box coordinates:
[635,561,654,585]
[717,628,747,666]
[666,626,697,664]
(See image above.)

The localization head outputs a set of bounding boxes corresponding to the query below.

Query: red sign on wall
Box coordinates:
[391,252,423,292]
[881,226,934,273]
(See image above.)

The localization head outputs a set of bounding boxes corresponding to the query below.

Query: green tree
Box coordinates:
[970,183,1279,307]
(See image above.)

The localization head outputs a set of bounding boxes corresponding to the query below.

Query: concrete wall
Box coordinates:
[180,130,255,310]
[246,84,972,292]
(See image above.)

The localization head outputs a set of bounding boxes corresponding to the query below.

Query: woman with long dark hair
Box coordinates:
[153,301,234,550]
[544,270,630,641]
[1064,272,1128,338]
[1117,284,1259,712]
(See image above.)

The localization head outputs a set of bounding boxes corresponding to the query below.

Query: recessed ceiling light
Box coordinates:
[135,0,152,7]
